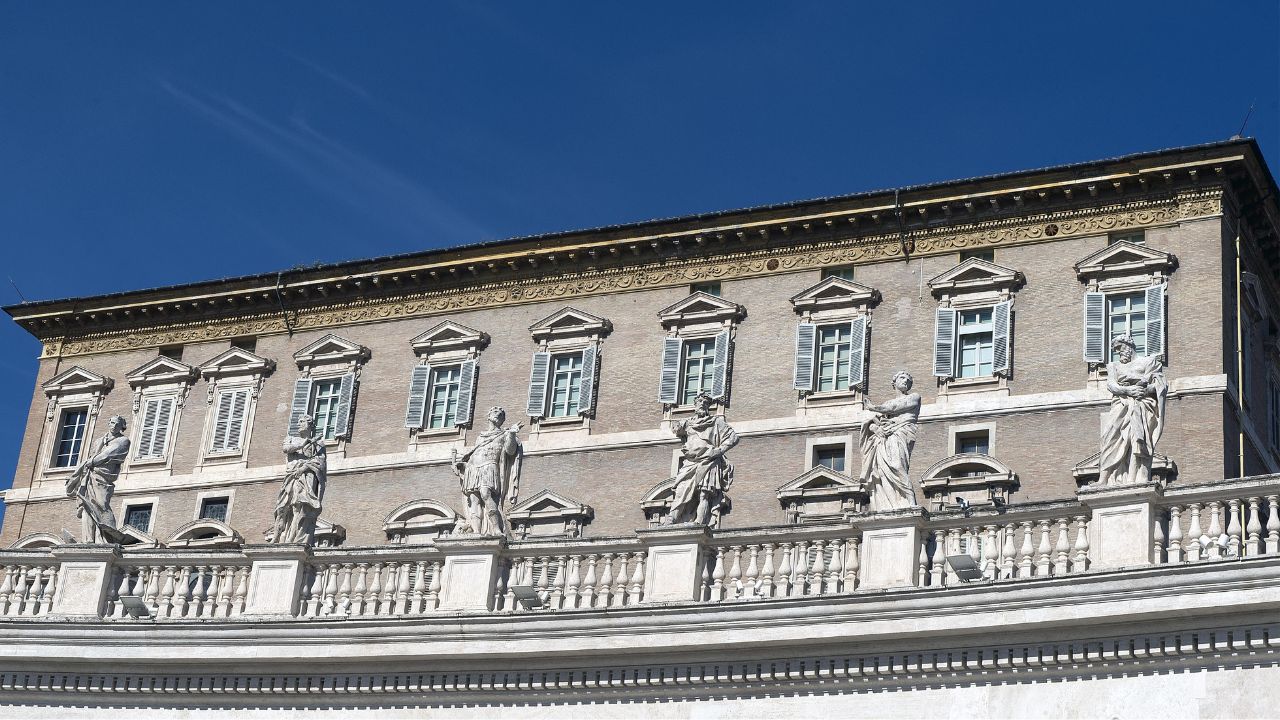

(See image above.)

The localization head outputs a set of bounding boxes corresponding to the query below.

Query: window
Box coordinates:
[134,396,177,461]
[426,365,462,429]
[209,388,249,453]
[53,408,88,468]
[199,497,229,522]
[959,249,994,263]
[1107,292,1147,360]
[123,504,153,533]
[230,337,257,353]
[547,353,583,418]
[955,430,990,455]
[814,446,845,472]
[821,267,855,281]
[158,345,184,361]
[816,324,853,392]
[681,338,717,405]
[1109,230,1145,245]
[956,309,994,378]
[310,378,344,440]
[691,282,721,296]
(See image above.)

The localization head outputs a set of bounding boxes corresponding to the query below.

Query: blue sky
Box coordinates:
[0,2,1277,500]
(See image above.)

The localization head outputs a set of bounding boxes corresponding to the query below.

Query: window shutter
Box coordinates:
[1145,284,1165,359]
[792,323,816,391]
[333,373,356,439]
[150,397,175,458]
[992,300,1012,376]
[404,364,432,429]
[455,360,478,426]
[849,316,868,390]
[225,389,247,451]
[287,377,313,438]
[526,352,551,419]
[933,308,956,378]
[711,329,732,400]
[578,345,599,417]
[136,398,160,458]
[212,391,233,452]
[658,337,681,404]
[1083,291,1106,363]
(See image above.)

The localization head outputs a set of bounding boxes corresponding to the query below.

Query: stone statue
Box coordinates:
[859,371,920,512]
[452,407,523,536]
[65,415,130,544]
[663,392,739,526]
[267,414,327,544]
[1099,334,1168,486]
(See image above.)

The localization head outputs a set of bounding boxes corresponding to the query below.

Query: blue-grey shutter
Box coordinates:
[526,352,551,419]
[136,398,160,458]
[404,364,432,429]
[578,345,599,417]
[287,377,313,438]
[211,390,235,452]
[933,308,956,378]
[992,300,1012,376]
[150,397,174,458]
[223,389,248,451]
[455,360,478,426]
[710,329,732,400]
[1083,292,1106,363]
[1145,284,1165,359]
[334,372,356,439]
[793,323,817,391]
[848,316,868,390]
[658,337,681,404]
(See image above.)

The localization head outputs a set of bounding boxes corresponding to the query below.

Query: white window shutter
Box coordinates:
[287,377,313,438]
[150,397,174,458]
[992,300,1012,376]
[933,308,956,378]
[658,337,681,404]
[334,372,356,440]
[136,398,160,458]
[1083,292,1106,363]
[225,389,248,451]
[578,345,599,417]
[404,364,432,429]
[1145,284,1166,359]
[711,329,732,400]
[526,352,551,419]
[849,316,868,390]
[793,323,816,391]
[455,360,478,426]
[211,391,234,453]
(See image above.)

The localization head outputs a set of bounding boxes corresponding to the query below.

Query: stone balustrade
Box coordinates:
[106,550,251,619]
[1157,475,1280,564]
[0,553,59,617]
[920,501,1090,587]
[700,527,860,601]
[495,537,646,611]
[301,547,445,618]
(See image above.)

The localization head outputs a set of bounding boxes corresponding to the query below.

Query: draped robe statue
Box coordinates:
[268,415,327,544]
[859,372,920,512]
[452,406,523,536]
[1099,335,1168,486]
[65,415,130,544]
[664,392,739,526]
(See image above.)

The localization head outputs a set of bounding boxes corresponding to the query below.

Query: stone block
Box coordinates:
[637,525,710,602]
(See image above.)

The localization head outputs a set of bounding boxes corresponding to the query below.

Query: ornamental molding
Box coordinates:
[40,189,1223,359]
[789,277,880,313]
[928,258,1025,298]
[529,306,612,342]
[1074,240,1179,282]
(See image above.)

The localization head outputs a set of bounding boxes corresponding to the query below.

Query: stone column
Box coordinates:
[49,545,119,618]
[854,508,927,590]
[636,525,711,603]
[243,545,310,616]
[1078,481,1163,570]
[433,536,505,611]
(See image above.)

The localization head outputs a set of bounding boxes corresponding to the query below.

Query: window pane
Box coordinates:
[817,324,852,392]
[959,249,994,263]
[309,379,343,440]
[54,408,88,468]
[957,432,990,455]
[821,267,855,281]
[123,505,153,532]
[199,498,229,522]
[1107,292,1147,359]
[691,282,721,296]
[815,447,845,472]
[681,339,716,405]
[549,353,583,417]
[427,366,461,429]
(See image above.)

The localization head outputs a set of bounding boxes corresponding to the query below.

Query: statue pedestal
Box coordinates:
[243,545,309,616]
[434,536,505,611]
[637,525,711,603]
[854,508,927,590]
[49,545,119,617]
[1078,481,1164,570]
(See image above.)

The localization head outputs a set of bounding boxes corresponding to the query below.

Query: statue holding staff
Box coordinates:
[452,406,523,536]
[64,414,130,544]
[664,392,739,526]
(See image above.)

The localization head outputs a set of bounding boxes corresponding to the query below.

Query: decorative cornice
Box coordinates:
[39,189,1224,359]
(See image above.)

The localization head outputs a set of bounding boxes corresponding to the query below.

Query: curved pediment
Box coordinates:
[529,307,612,341]
[922,453,1015,483]
[658,292,746,328]
[410,320,490,355]
[790,277,881,313]
[167,519,244,549]
[125,356,198,388]
[383,499,458,543]
[929,258,1025,297]
[294,333,371,368]
[8,532,63,550]
[42,366,113,396]
[198,347,276,379]
[1074,241,1177,281]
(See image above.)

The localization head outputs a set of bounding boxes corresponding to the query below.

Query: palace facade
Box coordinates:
[1,139,1279,718]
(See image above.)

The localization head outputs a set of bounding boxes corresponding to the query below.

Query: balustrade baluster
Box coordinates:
[980,526,998,580]
[38,566,57,616]
[776,543,793,598]
[351,563,369,615]
[1247,497,1264,557]
[370,562,388,615]
[1227,499,1243,558]
[614,553,631,607]
[336,564,353,614]
[811,542,829,596]
[944,528,961,586]
[427,561,442,610]
[204,565,222,618]
[24,566,45,617]
[143,566,161,612]
[12,566,31,617]
[394,562,411,615]
[1035,521,1053,576]
[1017,522,1034,578]
[581,555,599,608]
[710,547,726,601]
[0,566,15,616]
[1152,514,1166,566]
[195,565,213,618]
[1186,504,1203,561]
[597,554,615,608]
[232,566,249,615]
[844,535,860,591]
[558,555,575,609]
[1267,496,1280,554]
[917,538,929,589]
[1072,516,1090,572]
[826,540,842,594]
[1166,506,1184,563]
[408,561,427,615]
[928,531,946,586]
[1053,520,1071,575]
[724,547,741,599]
[563,555,582,609]
[1207,501,1224,559]
[795,541,813,596]
[757,544,775,598]
[158,566,176,618]
[629,552,646,603]
[175,566,195,618]
[699,552,711,601]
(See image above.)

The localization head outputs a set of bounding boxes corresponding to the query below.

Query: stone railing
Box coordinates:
[494,537,646,611]
[919,501,1090,587]
[1156,475,1280,564]
[0,552,60,617]
[301,546,445,618]
[700,525,859,601]
[106,550,251,619]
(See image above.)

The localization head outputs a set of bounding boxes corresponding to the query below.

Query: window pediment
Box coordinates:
[929,258,1025,298]
[658,292,746,328]
[641,477,731,528]
[529,307,612,342]
[125,356,198,389]
[508,489,593,539]
[777,467,867,523]
[313,519,346,548]
[42,366,113,397]
[167,519,243,549]
[1073,451,1177,487]
[1074,241,1178,282]
[790,277,881,313]
[410,321,490,356]
[921,453,1015,486]
[293,333,371,370]
[198,348,276,380]
[383,499,459,543]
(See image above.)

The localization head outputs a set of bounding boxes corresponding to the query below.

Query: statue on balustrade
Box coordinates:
[663,392,739,526]
[859,371,920,511]
[1099,334,1168,486]
[64,415,131,544]
[267,414,327,545]
[452,406,523,536]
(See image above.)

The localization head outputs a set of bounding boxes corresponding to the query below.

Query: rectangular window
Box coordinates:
[123,504,153,533]
[956,308,994,378]
[426,365,462,429]
[199,497,229,522]
[959,249,994,263]
[955,430,990,455]
[1109,230,1146,245]
[230,337,257,353]
[821,267,855,281]
[158,345,184,361]
[814,446,845,473]
[1108,292,1147,360]
[547,353,583,418]
[681,338,717,405]
[135,396,176,460]
[210,388,250,453]
[309,378,344,440]
[816,324,853,392]
[53,408,89,468]
[691,282,721,296]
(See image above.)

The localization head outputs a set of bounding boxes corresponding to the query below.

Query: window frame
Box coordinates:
[546,351,585,419]
[196,346,275,473]
[425,363,464,430]
[119,499,157,535]
[194,488,236,523]
[955,307,996,379]
[407,320,489,447]
[51,406,90,469]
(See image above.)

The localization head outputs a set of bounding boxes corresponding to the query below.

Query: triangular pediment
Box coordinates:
[410,320,489,354]
[529,307,612,340]
[790,277,880,312]
[1074,241,1177,280]
[42,365,113,395]
[125,356,197,388]
[657,291,746,327]
[777,466,864,496]
[509,489,591,517]
[293,333,370,367]
[929,258,1025,297]
[198,347,276,379]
